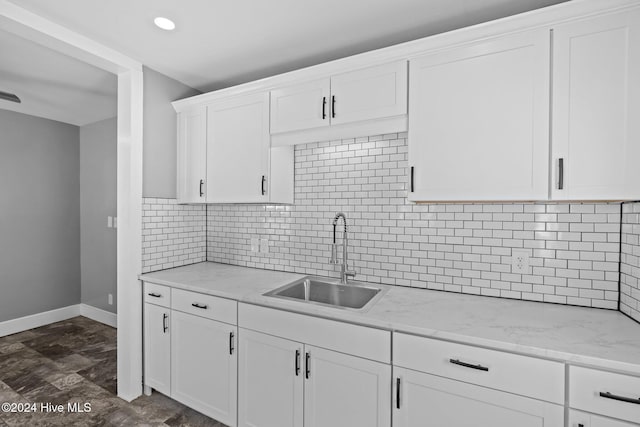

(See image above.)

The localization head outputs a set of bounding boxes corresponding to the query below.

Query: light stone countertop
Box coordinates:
[140,261,640,376]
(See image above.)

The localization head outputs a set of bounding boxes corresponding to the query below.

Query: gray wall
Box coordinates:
[143,66,200,198]
[0,109,80,322]
[80,117,117,314]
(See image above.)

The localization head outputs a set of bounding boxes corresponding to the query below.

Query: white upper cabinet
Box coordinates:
[176,106,207,203]
[330,61,407,125]
[206,92,271,203]
[551,8,640,200]
[270,61,408,145]
[270,79,331,133]
[408,28,551,201]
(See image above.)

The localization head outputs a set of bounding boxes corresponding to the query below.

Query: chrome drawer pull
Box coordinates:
[599,391,640,405]
[148,292,161,298]
[191,303,208,309]
[449,358,489,372]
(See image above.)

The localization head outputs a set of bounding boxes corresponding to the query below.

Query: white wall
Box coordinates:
[80,117,117,313]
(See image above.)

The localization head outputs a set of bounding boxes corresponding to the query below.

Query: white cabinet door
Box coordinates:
[144,303,170,395]
[176,106,207,203]
[171,310,237,426]
[237,329,303,427]
[569,410,638,427]
[304,345,391,427]
[551,8,640,200]
[207,93,270,203]
[394,367,564,427]
[330,61,407,125]
[270,79,330,133]
[408,28,550,201]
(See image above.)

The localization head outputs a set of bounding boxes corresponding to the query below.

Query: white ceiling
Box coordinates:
[0,28,117,126]
[9,0,568,93]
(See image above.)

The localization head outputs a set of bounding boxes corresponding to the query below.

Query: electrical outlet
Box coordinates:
[108,293,113,305]
[250,238,259,252]
[511,249,530,274]
[259,238,269,254]
[107,216,113,228]
[113,217,117,229]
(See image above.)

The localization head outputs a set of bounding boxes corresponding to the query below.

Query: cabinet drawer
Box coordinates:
[239,303,390,363]
[144,282,171,307]
[570,366,640,424]
[394,332,564,404]
[171,288,237,325]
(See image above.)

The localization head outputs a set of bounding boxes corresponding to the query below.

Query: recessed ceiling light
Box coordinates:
[154,17,175,31]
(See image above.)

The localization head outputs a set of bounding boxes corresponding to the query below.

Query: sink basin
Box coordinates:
[264,277,384,310]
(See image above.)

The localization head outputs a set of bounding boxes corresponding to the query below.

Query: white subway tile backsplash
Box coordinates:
[621,202,640,322]
[205,133,621,309]
[141,198,206,273]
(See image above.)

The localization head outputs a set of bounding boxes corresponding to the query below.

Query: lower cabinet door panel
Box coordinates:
[569,409,638,427]
[393,367,563,427]
[171,310,237,427]
[238,329,303,427]
[304,345,391,427]
[144,303,170,395]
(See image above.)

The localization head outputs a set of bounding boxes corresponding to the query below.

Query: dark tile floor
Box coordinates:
[0,316,227,426]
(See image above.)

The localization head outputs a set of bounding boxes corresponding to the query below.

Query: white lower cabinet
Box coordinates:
[238,329,303,427]
[143,302,171,395]
[171,310,237,426]
[237,303,392,427]
[304,345,390,427]
[569,410,638,427]
[393,367,564,427]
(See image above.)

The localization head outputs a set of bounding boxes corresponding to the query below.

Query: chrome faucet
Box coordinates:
[329,212,356,284]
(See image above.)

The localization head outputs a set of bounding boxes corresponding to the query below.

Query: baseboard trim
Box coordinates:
[79,304,117,328]
[0,305,81,337]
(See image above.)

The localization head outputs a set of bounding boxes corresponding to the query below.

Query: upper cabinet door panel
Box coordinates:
[207,93,270,203]
[408,29,550,201]
[270,79,330,133]
[176,107,207,204]
[551,8,640,200]
[330,61,408,125]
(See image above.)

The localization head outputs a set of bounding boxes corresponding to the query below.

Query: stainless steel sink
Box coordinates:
[264,276,385,310]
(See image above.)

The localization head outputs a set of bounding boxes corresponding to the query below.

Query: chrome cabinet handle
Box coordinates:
[331,95,336,118]
[199,179,204,197]
[599,391,640,405]
[229,332,235,355]
[410,166,414,193]
[148,292,161,298]
[261,175,266,196]
[396,377,401,409]
[162,313,168,333]
[305,352,311,379]
[449,358,489,372]
[191,303,208,309]
[295,350,301,376]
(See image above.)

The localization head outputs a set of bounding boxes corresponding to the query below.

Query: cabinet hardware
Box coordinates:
[322,96,327,120]
[162,313,168,333]
[557,158,564,190]
[578,424,584,427]
[305,352,311,379]
[191,303,208,309]
[331,95,336,118]
[148,292,161,298]
[199,179,204,197]
[396,377,401,409]
[410,166,414,193]
[229,332,235,355]
[599,391,640,405]
[449,358,489,372]
[261,175,266,196]
[295,349,301,376]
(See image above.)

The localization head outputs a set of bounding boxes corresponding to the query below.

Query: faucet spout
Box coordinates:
[330,213,356,284]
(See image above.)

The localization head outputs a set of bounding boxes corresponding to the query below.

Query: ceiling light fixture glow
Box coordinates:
[154,17,175,31]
